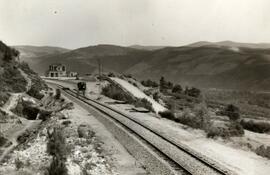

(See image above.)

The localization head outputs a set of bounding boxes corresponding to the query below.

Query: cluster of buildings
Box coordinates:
[45,63,78,77]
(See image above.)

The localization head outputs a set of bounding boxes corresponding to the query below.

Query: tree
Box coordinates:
[167,81,173,89]
[160,76,166,92]
[153,92,159,101]
[185,87,201,98]
[225,104,240,120]
[172,84,183,94]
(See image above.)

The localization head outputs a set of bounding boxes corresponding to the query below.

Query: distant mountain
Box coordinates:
[25,42,270,91]
[31,44,150,75]
[127,46,270,91]
[129,45,167,51]
[14,45,69,65]
[188,41,270,49]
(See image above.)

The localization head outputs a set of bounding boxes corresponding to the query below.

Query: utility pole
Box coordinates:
[97,58,101,99]
[98,58,101,79]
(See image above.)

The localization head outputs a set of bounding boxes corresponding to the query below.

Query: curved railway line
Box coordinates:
[48,81,236,175]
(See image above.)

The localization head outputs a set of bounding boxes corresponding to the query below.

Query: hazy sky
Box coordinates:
[0,0,269,49]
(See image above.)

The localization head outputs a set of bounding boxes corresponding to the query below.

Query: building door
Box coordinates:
[50,73,54,77]
[55,73,58,77]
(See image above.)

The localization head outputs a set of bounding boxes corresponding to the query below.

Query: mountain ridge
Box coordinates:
[188,40,270,49]
[17,41,270,91]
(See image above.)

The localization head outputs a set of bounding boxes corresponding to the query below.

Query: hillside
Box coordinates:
[28,42,270,91]
[14,45,69,66]
[188,41,270,49]
[31,44,150,75]
[127,46,270,91]
[129,45,167,51]
[0,41,47,104]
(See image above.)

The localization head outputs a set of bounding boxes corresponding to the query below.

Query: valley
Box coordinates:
[1,40,270,175]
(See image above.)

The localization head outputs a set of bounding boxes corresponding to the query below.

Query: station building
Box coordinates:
[46,63,77,77]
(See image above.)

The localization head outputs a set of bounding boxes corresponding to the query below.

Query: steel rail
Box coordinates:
[50,82,233,175]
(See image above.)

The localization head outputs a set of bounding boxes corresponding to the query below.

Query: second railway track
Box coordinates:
[48,82,236,175]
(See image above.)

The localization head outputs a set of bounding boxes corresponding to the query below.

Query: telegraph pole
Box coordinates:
[97,58,101,99]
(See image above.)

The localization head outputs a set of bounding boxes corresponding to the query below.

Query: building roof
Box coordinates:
[50,63,65,66]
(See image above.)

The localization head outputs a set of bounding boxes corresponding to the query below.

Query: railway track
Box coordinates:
[48,82,236,175]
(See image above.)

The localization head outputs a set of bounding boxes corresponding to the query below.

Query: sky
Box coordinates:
[0,0,270,49]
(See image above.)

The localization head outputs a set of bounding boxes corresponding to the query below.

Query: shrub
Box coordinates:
[228,122,244,137]
[77,125,95,139]
[0,134,8,147]
[47,156,68,175]
[194,103,210,124]
[107,72,115,77]
[141,79,158,87]
[19,62,36,75]
[216,104,240,120]
[55,89,61,100]
[143,89,152,96]
[46,127,69,175]
[124,74,133,78]
[15,158,24,170]
[159,110,175,120]
[102,84,134,103]
[206,122,244,138]
[47,127,68,159]
[206,127,229,138]
[0,92,9,107]
[176,104,210,129]
[134,98,154,112]
[132,82,138,87]
[27,84,44,100]
[0,64,27,93]
[255,145,270,159]
[62,120,72,127]
[176,110,203,129]
[17,130,31,144]
[175,109,199,128]
[240,120,270,133]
